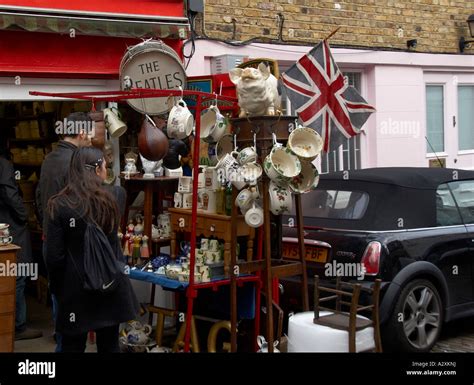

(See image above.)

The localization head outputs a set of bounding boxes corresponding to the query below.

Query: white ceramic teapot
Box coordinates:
[257,335,280,353]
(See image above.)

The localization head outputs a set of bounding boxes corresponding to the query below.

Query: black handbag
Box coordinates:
[69,221,124,293]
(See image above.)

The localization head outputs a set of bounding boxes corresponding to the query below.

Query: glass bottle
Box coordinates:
[216,186,226,215]
[225,185,233,216]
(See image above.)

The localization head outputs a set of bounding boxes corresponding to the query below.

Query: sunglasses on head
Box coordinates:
[84,157,103,170]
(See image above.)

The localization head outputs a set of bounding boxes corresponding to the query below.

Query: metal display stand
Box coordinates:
[29,88,309,352]
[231,115,310,352]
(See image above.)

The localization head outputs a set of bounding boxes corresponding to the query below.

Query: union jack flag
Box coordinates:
[282,40,375,153]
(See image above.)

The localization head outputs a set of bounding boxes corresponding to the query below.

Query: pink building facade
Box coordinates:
[185,40,474,172]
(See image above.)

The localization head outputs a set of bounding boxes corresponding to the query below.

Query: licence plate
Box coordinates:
[282,243,328,263]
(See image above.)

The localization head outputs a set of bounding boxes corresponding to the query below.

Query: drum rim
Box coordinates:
[119,40,187,115]
[120,40,182,68]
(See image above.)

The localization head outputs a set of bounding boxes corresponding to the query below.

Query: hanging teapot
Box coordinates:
[138,115,169,161]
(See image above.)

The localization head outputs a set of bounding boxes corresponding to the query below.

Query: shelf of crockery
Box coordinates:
[129,268,260,292]
[168,207,256,277]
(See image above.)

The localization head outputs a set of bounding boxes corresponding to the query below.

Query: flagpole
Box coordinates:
[323,26,341,42]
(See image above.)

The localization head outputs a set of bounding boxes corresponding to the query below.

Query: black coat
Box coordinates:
[104,185,127,217]
[45,198,139,335]
[0,157,32,263]
[36,140,77,232]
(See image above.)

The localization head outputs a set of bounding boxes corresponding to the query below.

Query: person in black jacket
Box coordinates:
[36,112,92,230]
[45,147,139,353]
[36,111,92,351]
[0,135,42,340]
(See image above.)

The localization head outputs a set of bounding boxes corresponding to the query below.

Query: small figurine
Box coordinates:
[123,76,132,91]
[128,230,134,252]
[134,214,144,235]
[123,232,131,264]
[123,150,138,175]
[132,235,142,265]
[152,224,160,240]
[141,235,150,260]
[127,220,135,235]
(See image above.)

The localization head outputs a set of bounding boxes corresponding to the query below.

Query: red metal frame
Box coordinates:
[29,89,238,107]
[186,275,260,294]
[29,88,262,352]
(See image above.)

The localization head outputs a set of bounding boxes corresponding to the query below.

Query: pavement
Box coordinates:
[14,295,97,353]
[431,317,474,353]
[13,293,474,353]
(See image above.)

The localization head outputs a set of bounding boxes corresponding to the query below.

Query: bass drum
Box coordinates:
[119,40,187,116]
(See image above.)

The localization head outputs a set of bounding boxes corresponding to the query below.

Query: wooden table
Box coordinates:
[168,208,256,276]
[120,175,179,253]
[0,244,19,352]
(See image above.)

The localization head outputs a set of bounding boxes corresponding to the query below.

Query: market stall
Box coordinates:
[28,70,318,352]
[27,85,265,352]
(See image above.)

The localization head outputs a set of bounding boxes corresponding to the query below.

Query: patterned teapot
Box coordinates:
[125,321,152,345]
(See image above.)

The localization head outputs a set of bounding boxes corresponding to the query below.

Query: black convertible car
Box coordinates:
[281,167,474,352]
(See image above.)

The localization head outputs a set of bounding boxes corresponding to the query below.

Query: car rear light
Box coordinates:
[361,241,381,276]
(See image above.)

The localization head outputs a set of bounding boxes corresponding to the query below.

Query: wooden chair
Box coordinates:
[147,305,177,346]
[313,275,382,353]
[260,292,284,347]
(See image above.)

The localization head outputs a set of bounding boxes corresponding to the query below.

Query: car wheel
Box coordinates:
[384,279,443,353]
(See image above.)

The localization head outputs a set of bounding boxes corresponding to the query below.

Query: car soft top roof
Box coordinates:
[320,167,474,190]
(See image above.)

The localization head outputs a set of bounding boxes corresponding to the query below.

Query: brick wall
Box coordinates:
[201,0,474,54]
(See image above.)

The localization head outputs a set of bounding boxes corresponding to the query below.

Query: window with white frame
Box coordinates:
[458,85,474,151]
[426,85,445,153]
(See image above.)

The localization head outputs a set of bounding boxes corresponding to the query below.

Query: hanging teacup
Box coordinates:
[167,99,194,139]
[287,126,323,162]
[289,161,320,194]
[201,105,226,143]
[263,145,301,184]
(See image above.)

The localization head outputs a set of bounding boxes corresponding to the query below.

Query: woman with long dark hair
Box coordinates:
[45,146,138,352]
